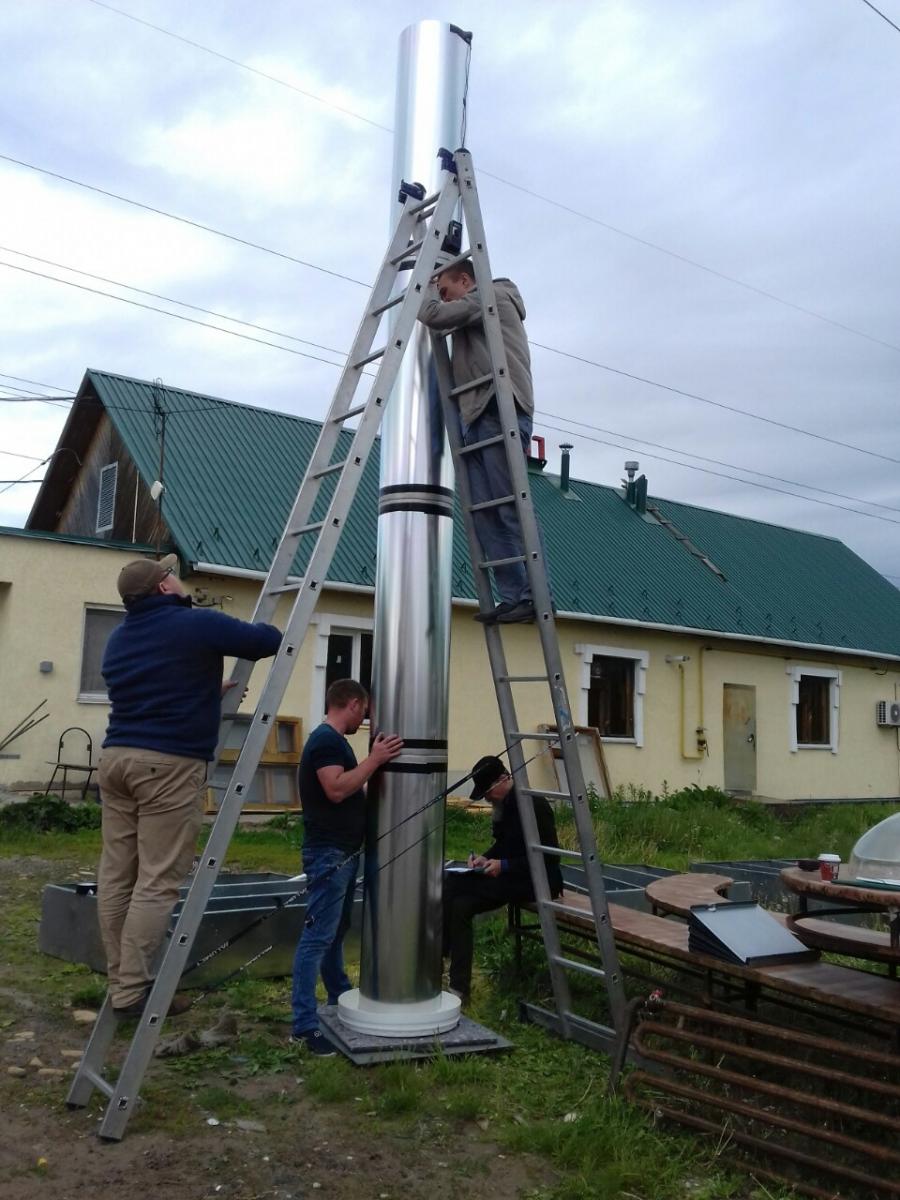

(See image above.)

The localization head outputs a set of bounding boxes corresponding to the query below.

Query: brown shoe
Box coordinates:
[113,991,193,1019]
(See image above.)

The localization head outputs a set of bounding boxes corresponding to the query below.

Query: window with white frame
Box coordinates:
[788,665,841,753]
[96,462,118,533]
[79,605,125,700]
[311,614,374,720]
[574,643,648,745]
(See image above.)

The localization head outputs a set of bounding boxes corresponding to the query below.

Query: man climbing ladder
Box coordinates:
[419,260,544,625]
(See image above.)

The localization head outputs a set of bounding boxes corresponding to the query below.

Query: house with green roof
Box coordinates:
[2,368,899,802]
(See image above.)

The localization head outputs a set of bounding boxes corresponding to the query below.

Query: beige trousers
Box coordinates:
[97,746,207,1007]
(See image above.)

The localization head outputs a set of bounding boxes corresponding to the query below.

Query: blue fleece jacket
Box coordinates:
[102,594,282,761]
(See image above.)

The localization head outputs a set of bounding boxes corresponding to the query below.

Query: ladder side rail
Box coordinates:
[96,174,464,1142]
[454,150,627,1027]
[245,194,440,632]
[432,334,575,1031]
[66,1000,118,1107]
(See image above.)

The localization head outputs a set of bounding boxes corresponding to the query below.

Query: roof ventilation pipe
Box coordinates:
[559,443,573,493]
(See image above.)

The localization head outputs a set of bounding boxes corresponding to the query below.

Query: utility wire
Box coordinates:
[77,0,900,358]
[2,241,896,471]
[0,154,370,289]
[0,457,50,497]
[539,409,900,516]
[536,419,900,526]
[859,0,900,35]
[531,341,900,467]
[0,370,71,392]
[0,448,45,462]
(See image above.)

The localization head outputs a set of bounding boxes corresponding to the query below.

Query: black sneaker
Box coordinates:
[474,601,515,625]
[496,600,536,624]
[290,1030,337,1057]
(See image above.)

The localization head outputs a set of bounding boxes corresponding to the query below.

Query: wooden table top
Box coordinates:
[780,866,900,910]
[644,872,735,918]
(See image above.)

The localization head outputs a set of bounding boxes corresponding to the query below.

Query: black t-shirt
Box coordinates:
[299,723,366,853]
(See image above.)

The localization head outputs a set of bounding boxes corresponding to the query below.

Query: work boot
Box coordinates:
[496,600,536,624]
[474,601,515,625]
[113,991,193,1019]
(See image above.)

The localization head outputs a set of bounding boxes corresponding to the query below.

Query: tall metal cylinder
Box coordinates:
[340,22,469,1034]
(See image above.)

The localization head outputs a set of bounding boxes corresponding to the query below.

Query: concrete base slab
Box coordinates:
[318,1004,511,1065]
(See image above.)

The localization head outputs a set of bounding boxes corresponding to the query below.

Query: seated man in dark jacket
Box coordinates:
[442,754,563,1002]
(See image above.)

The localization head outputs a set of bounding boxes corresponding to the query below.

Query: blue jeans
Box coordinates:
[291,844,358,1035]
[462,401,549,606]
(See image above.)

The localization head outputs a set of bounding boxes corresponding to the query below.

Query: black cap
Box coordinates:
[470,755,507,800]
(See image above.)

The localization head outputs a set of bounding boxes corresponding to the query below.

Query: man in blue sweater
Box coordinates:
[98,553,281,1017]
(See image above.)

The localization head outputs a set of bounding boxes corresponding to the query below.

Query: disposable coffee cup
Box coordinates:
[817,853,841,882]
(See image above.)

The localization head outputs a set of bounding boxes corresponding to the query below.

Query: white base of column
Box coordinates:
[337,989,461,1037]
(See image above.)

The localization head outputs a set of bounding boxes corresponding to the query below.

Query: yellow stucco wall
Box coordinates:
[2,532,899,801]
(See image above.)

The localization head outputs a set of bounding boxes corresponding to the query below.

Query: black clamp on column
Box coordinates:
[398,180,426,205]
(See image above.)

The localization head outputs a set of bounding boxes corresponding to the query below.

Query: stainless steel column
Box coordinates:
[338,21,469,1036]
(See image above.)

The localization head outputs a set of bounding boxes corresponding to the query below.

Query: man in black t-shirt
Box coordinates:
[443,755,563,1003]
[290,679,402,1055]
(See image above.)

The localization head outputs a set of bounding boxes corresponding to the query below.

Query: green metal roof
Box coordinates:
[83,369,900,658]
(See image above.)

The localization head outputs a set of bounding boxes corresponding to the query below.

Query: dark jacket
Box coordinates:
[418,278,533,426]
[102,594,281,761]
[484,787,564,897]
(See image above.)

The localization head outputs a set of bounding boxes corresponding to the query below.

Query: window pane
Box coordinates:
[359,632,373,694]
[797,675,830,745]
[325,633,354,695]
[587,656,635,738]
[80,607,125,695]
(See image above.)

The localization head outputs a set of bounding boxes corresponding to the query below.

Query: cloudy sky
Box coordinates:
[1,0,898,586]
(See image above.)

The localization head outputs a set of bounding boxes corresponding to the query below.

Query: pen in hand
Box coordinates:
[468,849,475,868]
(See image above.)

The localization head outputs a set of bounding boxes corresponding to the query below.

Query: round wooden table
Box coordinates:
[780,866,900,975]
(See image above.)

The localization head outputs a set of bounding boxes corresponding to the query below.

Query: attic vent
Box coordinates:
[646,504,727,582]
[96,462,117,533]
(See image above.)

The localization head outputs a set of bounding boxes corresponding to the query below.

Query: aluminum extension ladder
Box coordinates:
[431,149,626,1053]
[67,149,624,1141]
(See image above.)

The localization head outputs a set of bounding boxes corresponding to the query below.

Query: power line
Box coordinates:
[0,260,349,370]
[530,341,900,467]
[535,418,900,526]
[0,478,43,485]
[859,0,900,35]
[0,448,45,462]
[4,235,896,470]
[539,408,900,515]
[0,458,49,497]
[0,153,370,289]
[0,245,350,360]
[78,0,900,358]
[0,371,71,392]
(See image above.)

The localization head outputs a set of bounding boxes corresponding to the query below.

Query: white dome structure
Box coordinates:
[848,812,900,882]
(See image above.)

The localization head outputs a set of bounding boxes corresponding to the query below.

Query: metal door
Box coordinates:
[723,684,757,794]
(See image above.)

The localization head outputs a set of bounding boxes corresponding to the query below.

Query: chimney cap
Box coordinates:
[624,460,639,481]
[559,442,574,452]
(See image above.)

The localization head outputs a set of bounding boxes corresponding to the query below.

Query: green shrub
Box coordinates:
[0,793,101,834]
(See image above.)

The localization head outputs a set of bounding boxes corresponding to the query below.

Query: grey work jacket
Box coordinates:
[419,278,534,427]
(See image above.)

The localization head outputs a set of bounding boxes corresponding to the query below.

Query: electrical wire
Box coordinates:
[0,154,370,289]
[0,371,72,392]
[535,418,900,526]
[538,409,900,515]
[75,0,900,358]
[0,448,45,462]
[859,0,900,35]
[0,457,50,497]
[530,341,900,467]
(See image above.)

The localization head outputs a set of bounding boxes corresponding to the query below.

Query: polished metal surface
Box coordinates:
[360,21,469,1004]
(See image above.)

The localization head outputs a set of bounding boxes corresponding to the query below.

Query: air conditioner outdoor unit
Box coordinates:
[875,700,900,727]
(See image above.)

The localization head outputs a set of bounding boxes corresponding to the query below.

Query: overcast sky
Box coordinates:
[1,0,898,586]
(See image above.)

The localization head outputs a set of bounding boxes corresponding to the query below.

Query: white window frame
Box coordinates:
[787,664,841,754]
[310,613,374,723]
[573,643,649,746]
[78,603,125,703]
[96,462,118,533]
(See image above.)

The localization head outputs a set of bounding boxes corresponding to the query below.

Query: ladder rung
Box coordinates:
[522,788,573,803]
[498,674,549,683]
[468,494,515,514]
[409,190,441,215]
[268,582,303,596]
[352,346,386,369]
[289,521,324,537]
[479,555,526,569]
[449,372,493,397]
[458,434,505,455]
[82,1067,115,1099]
[391,239,424,264]
[312,460,347,480]
[370,291,406,318]
[510,731,558,741]
[528,842,584,858]
[331,403,367,423]
[438,249,473,275]
[552,954,607,981]
[543,898,594,920]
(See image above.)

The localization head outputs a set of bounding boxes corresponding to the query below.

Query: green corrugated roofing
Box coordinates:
[86,369,900,657]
